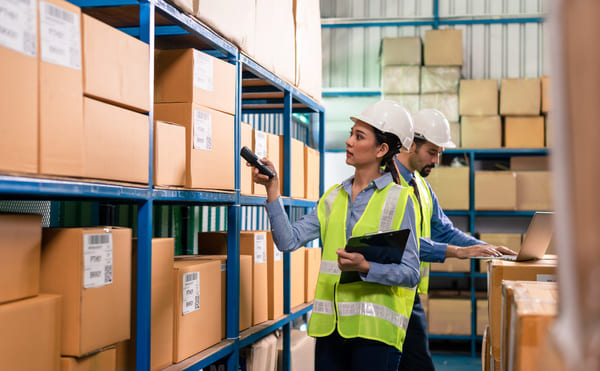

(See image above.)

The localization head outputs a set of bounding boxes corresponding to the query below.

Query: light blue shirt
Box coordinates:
[395,159,485,263]
[265,171,420,287]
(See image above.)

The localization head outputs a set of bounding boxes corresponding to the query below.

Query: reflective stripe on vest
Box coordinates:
[414,172,433,294]
[309,182,416,351]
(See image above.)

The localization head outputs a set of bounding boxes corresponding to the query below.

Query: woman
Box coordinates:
[251,100,421,371]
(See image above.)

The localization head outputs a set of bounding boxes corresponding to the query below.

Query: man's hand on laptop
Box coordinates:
[447,244,518,259]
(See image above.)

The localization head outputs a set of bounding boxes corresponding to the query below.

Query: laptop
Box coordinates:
[474,211,554,261]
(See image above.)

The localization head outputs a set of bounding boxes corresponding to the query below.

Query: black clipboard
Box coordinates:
[339,228,411,284]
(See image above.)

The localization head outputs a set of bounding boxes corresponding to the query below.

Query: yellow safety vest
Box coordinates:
[308,182,417,351]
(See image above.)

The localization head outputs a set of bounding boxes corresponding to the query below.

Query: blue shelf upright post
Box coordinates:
[282,90,293,371]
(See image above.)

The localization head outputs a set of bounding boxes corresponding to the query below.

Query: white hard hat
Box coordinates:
[412,108,456,148]
[350,100,414,150]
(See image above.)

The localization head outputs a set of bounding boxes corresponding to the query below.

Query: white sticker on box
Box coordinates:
[193,49,213,92]
[254,131,267,159]
[83,233,113,288]
[273,242,282,262]
[221,263,226,272]
[0,0,37,57]
[254,233,267,264]
[536,274,556,282]
[39,1,80,69]
[182,271,200,315]
[193,109,212,151]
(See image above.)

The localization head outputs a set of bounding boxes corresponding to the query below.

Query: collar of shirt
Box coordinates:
[341,171,395,198]
[394,157,416,184]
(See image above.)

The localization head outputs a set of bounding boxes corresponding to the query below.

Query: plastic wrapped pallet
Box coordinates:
[380,36,422,65]
[244,334,278,371]
[420,66,461,94]
[381,66,420,94]
[383,94,420,114]
[419,93,458,122]
[277,330,315,371]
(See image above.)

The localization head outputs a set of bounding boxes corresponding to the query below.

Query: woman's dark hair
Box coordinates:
[373,126,403,184]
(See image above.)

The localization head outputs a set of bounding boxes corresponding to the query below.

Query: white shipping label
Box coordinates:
[39,1,80,69]
[83,233,113,289]
[536,274,557,282]
[193,109,212,151]
[254,131,267,159]
[193,49,214,92]
[254,233,267,264]
[273,242,283,262]
[0,0,37,57]
[221,264,226,272]
[182,271,200,315]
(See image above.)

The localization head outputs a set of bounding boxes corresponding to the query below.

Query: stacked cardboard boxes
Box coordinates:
[380,36,422,113]
[500,78,545,148]
[459,80,500,148]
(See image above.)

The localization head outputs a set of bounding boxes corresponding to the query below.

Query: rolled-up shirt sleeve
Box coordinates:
[265,197,320,252]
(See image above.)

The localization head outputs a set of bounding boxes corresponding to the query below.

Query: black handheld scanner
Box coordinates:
[240,146,276,179]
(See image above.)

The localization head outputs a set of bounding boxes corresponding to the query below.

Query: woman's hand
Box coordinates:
[336,249,370,274]
[249,157,280,202]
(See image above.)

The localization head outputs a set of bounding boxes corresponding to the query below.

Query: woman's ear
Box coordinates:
[376,142,389,159]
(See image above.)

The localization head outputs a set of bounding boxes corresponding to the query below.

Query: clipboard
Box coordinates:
[339,228,411,284]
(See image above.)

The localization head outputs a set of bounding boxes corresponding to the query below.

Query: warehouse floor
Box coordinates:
[432,354,481,370]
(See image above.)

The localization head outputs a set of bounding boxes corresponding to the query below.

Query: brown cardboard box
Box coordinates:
[477,299,488,336]
[304,247,321,303]
[294,0,322,100]
[510,156,549,171]
[478,233,522,272]
[172,259,222,362]
[60,347,116,371]
[459,79,499,116]
[516,171,553,211]
[487,259,557,358]
[381,65,421,94]
[41,227,132,356]
[154,121,185,187]
[420,66,461,94]
[82,15,149,113]
[154,103,234,190]
[380,36,422,66]
[154,48,235,115]
[0,294,61,370]
[280,138,306,198]
[475,171,517,210]
[252,129,269,197]
[428,298,470,335]
[240,123,254,195]
[39,0,84,177]
[419,294,428,316]
[83,97,149,184]
[483,325,491,371]
[0,1,38,174]
[426,166,469,210]
[267,132,284,195]
[290,247,305,308]
[545,115,552,148]
[500,79,541,116]
[304,146,320,201]
[266,232,283,320]
[504,116,545,148]
[0,214,42,304]
[460,116,502,148]
[431,258,470,272]
[450,122,460,147]
[541,75,551,113]
[424,29,463,66]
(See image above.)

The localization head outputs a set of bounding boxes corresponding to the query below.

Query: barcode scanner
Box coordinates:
[240,146,276,179]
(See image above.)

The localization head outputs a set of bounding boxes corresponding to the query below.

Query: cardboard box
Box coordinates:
[294,0,322,100]
[240,123,254,195]
[154,121,185,187]
[384,94,420,114]
[510,156,549,171]
[0,0,38,174]
[290,247,305,308]
[380,36,422,66]
[41,227,132,356]
[252,129,269,197]
[475,171,517,211]
[39,0,84,177]
[431,258,470,272]
[504,116,545,148]
[172,259,222,362]
[419,294,428,316]
[83,97,149,184]
[420,66,461,94]
[516,171,553,211]
[154,103,234,190]
[420,93,459,122]
[266,232,283,320]
[500,78,541,116]
[154,49,235,115]
[424,29,463,66]
[426,166,469,210]
[487,259,557,358]
[82,15,149,113]
[0,214,42,304]
[0,294,61,370]
[477,299,488,336]
[267,133,284,195]
[450,122,460,147]
[541,75,551,113]
[304,247,321,303]
[381,65,421,94]
[428,298,470,335]
[459,79,499,116]
[171,0,192,14]
[60,347,116,371]
[545,115,552,148]
[279,138,306,199]
[304,146,320,201]
[483,325,491,371]
[461,116,502,148]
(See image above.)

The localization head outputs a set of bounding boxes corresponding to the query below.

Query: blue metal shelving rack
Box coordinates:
[0,0,325,370]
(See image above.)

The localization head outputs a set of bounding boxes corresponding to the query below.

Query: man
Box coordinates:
[394,108,517,371]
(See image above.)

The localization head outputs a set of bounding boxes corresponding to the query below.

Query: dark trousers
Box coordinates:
[315,329,402,371]
[397,294,435,371]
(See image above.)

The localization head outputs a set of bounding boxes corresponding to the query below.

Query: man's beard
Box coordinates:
[419,164,435,177]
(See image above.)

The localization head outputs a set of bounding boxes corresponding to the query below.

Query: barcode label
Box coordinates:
[273,242,283,262]
[193,49,214,92]
[254,233,267,264]
[182,271,200,315]
[221,264,226,272]
[0,0,37,57]
[193,109,212,151]
[40,1,80,69]
[83,233,113,288]
[537,274,556,282]
[254,131,267,159]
